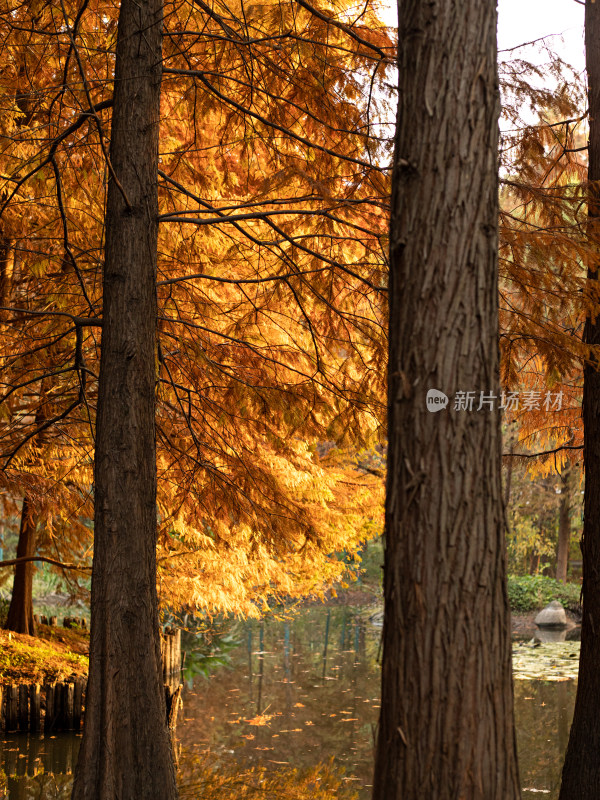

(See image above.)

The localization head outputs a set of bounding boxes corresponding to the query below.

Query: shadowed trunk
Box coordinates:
[71,0,177,796]
[371,0,521,797]
[5,496,36,636]
[559,2,600,796]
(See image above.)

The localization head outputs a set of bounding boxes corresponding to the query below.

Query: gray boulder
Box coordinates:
[535,600,567,629]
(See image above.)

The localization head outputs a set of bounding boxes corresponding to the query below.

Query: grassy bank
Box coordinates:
[0,624,88,684]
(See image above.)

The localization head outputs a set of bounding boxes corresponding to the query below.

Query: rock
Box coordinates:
[535,600,567,629]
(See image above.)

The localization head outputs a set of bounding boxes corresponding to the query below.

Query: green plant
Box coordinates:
[0,595,8,627]
[507,574,581,613]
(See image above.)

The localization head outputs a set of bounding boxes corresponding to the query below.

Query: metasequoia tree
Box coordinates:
[0,0,392,620]
[559,1,600,795]
[372,0,521,796]
[0,1,392,791]
[494,52,587,558]
[70,0,180,792]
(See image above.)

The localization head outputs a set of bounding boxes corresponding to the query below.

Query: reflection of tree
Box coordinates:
[177,750,360,800]
[322,609,331,680]
[257,623,265,715]
[514,679,577,797]
[558,681,569,756]
[177,606,380,794]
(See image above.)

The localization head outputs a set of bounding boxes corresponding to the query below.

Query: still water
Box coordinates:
[0,605,578,799]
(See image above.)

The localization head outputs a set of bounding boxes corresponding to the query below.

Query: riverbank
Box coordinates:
[0,586,580,687]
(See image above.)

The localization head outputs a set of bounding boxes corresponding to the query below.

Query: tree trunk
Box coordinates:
[5,496,36,636]
[556,466,571,584]
[71,0,177,796]
[559,2,600,796]
[371,0,521,797]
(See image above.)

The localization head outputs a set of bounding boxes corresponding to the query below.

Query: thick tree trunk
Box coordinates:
[5,496,36,636]
[371,0,521,797]
[559,3,600,797]
[71,0,177,797]
[556,466,571,584]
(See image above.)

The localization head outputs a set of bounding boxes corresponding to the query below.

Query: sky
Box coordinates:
[497,0,585,72]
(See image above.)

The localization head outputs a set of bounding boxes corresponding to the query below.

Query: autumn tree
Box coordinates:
[371,0,521,796]
[0,0,391,618]
[0,0,392,792]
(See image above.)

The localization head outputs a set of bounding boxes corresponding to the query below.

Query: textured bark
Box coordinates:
[371,0,521,798]
[70,0,177,797]
[556,466,571,584]
[559,3,600,797]
[5,496,36,636]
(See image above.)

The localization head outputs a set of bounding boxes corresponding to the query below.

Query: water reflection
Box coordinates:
[177,749,360,800]
[0,732,80,799]
[515,680,576,798]
[0,605,580,800]
[533,627,581,644]
[177,607,380,799]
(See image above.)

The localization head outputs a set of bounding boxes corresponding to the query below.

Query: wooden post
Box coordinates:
[49,615,57,627]
[41,615,48,625]
[74,679,84,730]
[56,682,65,729]
[64,682,74,729]
[173,629,181,674]
[6,684,18,731]
[18,683,29,730]
[44,683,55,732]
[165,683,182,730]
[30,683,41,732]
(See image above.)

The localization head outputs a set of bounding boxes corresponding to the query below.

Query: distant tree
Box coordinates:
[556,461,574,583]
[5,496,36,634]
[371,0,521,796]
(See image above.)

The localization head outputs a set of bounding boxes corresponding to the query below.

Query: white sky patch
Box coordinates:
[498,0,584,72]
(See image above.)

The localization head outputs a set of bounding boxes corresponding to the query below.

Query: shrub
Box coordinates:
[0,596,8,627]
[507,574,581,614]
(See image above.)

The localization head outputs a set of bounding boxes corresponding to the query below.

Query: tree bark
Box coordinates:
[556,465,571,584]
[559,2,600,796]
[5,496,36,636]
[71,0,177,796]
[371,0,521,797]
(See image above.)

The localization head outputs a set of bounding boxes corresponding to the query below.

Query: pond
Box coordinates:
[0,605,579,799]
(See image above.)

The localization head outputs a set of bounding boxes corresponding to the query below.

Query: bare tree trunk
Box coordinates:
[371,0,521,797]
[5,496,36,636]
[71,0,177,796]
[556,466,571,584]
[0,235,11,312]
[559,2,600,796]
